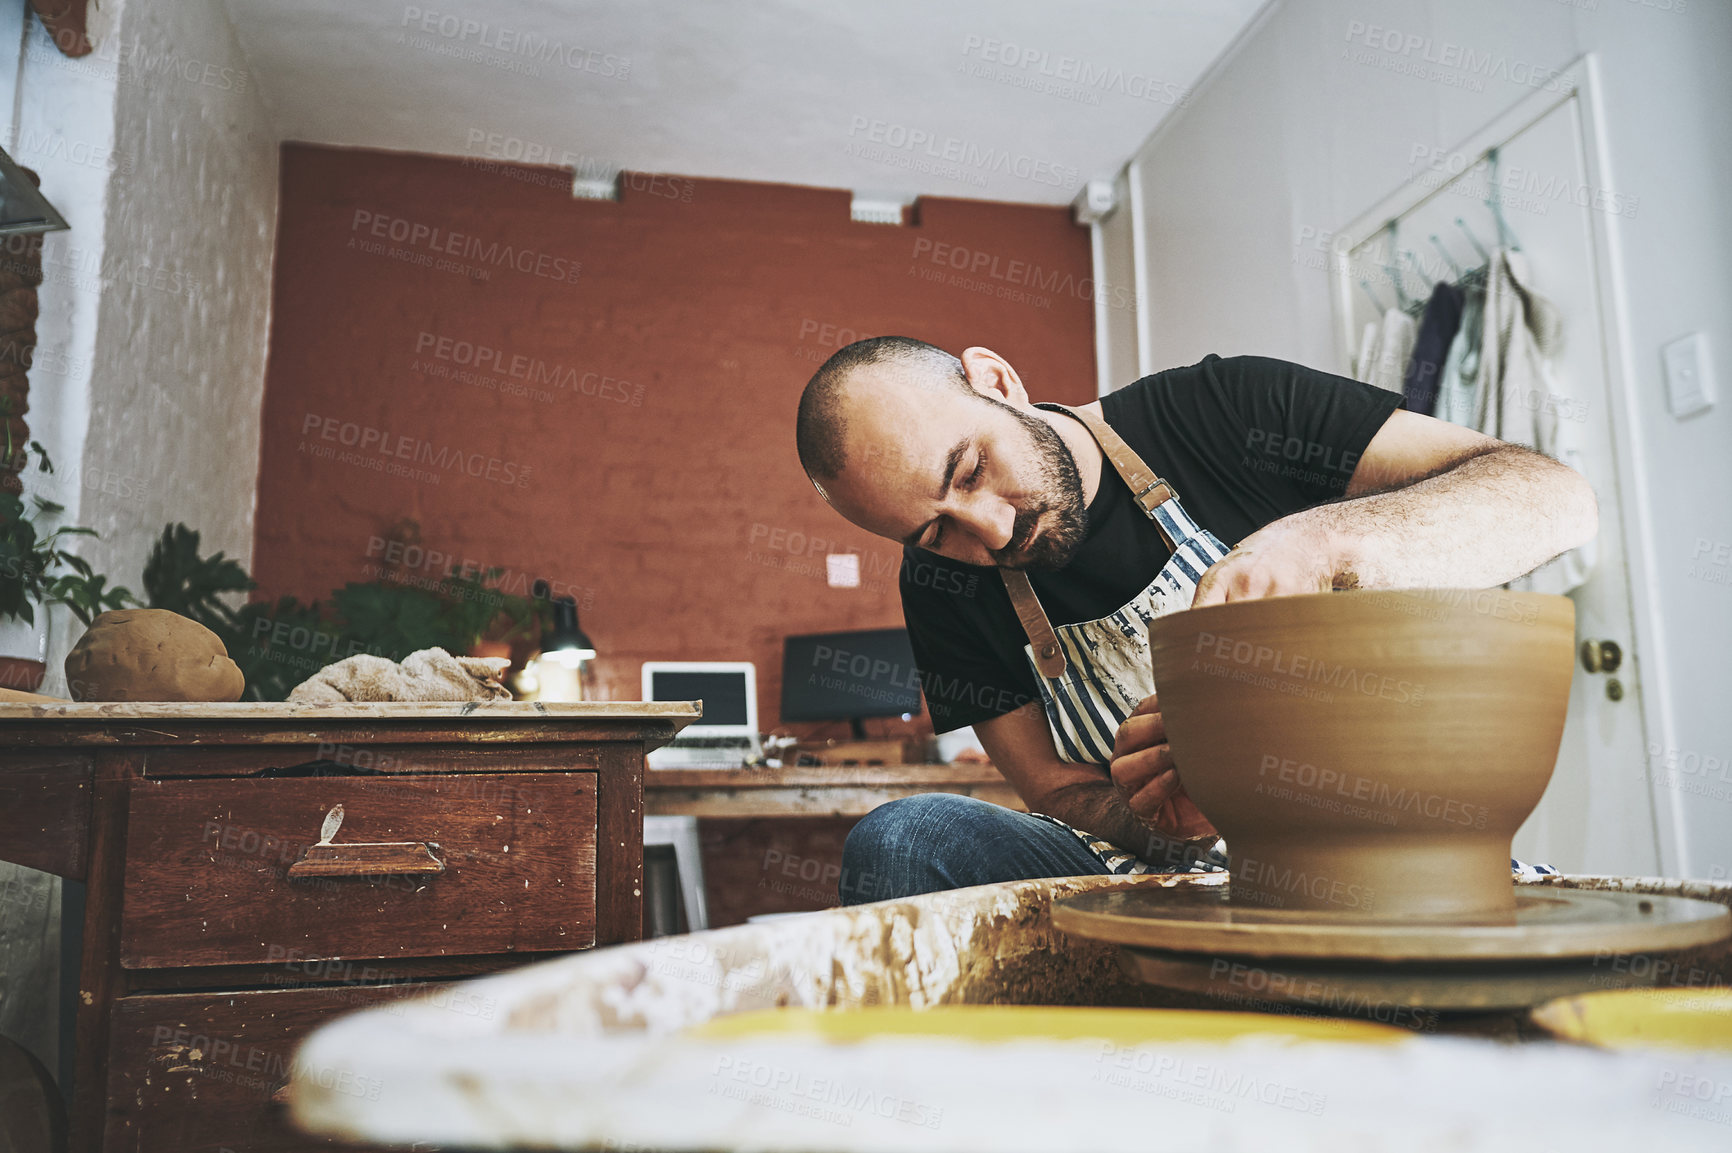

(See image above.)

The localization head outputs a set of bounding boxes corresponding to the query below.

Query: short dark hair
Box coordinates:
[796,336,969,481]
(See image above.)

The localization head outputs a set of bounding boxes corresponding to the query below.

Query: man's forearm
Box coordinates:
[1314,446,1597,589]
[1041,779,1214,871]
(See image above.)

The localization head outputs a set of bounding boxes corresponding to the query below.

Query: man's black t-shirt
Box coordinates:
[900,354,1402,733]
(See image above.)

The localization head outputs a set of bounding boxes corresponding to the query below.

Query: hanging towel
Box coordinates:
[1402,281,1465,415]
[1478,249,1565,450]
[1354,319,1379,383]
[1365,307,1416,395]
[1434,285,1485,427]
[1474,249,1594,595]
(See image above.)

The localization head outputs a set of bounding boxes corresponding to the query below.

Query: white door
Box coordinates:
[1337,95,1658,875]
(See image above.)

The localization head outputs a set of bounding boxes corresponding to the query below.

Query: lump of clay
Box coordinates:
[65,609,245,702]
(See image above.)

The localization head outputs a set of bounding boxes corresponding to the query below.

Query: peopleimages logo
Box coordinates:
[413,332,643,405]
[1091,1042,1329,1113]
[846,117,1079,188]
[959,35,1191,107]
[1235,855,1376,912]
[399,6,630,79]
[26,30,249,94]
[1243,429,1361,476]
[1192,629,1427,708]
[710,1057,944,1130]
[299,413,533,488]
[349,210,581,284]
[10,128,133,175]
[1341,20,1575,93]
[9,233,202,300]
[909,238,1136,312]
[1256,754,1488,829]
[805,643,923,708]
[1407,143,1640,220]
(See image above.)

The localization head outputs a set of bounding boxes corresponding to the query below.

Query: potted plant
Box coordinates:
[141,520,551,701]
[350,517,548,677]
[142,522,330,702]
[0,441,135,690]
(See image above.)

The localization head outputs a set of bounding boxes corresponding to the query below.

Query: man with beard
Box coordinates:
[793,337,1598,904]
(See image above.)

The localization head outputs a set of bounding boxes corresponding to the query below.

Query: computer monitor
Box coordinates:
[640,662,758,738]
[781,628,923,737]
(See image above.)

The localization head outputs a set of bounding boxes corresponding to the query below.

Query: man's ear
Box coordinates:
[960,347,1029,406]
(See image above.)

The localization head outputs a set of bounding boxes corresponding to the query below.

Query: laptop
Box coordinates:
[642,661,761,769]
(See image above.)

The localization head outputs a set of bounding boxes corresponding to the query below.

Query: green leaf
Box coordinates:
[329,580,458,662]
[143,523,255,632]
[46,570,141,627]
[226,595,335,701]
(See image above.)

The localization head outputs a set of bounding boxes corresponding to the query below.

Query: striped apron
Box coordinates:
[1000,404,1231,875]
[997,403,1559,882]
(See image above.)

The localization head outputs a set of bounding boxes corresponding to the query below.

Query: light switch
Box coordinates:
[1661,332,1715,418]
[826,553,861,588]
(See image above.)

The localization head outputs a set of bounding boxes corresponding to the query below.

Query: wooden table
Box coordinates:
[643,763,1025,925]
[0,700,697,1153]
[643,762,1024,818]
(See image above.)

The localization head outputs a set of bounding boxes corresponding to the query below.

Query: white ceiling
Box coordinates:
[219,0,1265,207]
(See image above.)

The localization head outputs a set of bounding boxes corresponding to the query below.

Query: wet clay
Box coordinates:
[1150,588,1575,920]
[64,609,246,702]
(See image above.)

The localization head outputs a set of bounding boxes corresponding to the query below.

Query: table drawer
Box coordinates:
[105,985,434,1152]
[0,749,91,879]
[121,773,596,969]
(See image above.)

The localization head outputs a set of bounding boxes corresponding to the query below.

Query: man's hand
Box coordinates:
[1189,411,1597,609]
[1191,516,1342,608]
[1109,694,1217,839]
[977,701,1214,869]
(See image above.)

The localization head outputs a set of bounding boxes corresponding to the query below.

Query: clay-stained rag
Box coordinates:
[289,647,513,703]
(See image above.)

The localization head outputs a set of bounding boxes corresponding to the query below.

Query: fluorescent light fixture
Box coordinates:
[850,191,916,225]
[572,173,620,200]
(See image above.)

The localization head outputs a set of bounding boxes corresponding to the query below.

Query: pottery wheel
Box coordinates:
[1113,948,1700,1013]
[1052,885,1732,961]
[1055,885,1732,1011]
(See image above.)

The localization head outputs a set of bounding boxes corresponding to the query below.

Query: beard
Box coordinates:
[991,405,1088,571]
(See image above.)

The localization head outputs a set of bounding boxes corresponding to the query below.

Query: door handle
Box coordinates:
[1579,639,1622,675]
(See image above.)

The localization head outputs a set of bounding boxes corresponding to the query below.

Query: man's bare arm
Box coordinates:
[975,701,1212,869]
[1194,410,1598,605]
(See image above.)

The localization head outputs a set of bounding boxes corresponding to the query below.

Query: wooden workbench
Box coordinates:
[0,700,698,1153]
[642,762,1025,926]
[643,762,1024,818]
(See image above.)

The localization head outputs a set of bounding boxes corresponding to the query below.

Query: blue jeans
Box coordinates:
[839,794,1112,905]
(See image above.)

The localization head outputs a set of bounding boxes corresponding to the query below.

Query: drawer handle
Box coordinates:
[287,803,446,879]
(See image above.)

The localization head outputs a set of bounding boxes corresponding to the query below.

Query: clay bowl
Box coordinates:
[1150,588,1575,922]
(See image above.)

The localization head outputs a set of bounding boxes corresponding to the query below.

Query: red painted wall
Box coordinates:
[253,143,1097,733]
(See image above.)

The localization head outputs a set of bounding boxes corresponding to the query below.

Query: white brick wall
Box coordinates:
[0,0,279,1080]
[71,0,279,664]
